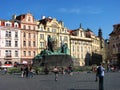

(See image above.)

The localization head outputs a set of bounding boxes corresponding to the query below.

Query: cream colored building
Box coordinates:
[70,26,105,66]
[37,16,70,54]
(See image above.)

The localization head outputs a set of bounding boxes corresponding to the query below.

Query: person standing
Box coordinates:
[53,66,59,81]
[97,63,105,90]
[95,65,99,82]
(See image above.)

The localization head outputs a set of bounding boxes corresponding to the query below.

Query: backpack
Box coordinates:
[97,66,102,75]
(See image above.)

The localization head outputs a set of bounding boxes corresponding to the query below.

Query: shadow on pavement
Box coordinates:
[68,88,97,90]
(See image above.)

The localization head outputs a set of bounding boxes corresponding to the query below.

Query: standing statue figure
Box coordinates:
[61,43,68,54]
[47,35,54,52]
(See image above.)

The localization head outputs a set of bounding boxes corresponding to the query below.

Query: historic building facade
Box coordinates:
[37,16,70,54]
[0,20,21,65]
[0,13,105,66]
[109,23,120,65]
[69,25,105,66]
[14,13,38,64]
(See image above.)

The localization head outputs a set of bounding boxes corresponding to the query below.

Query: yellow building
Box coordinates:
[37,16,70,54]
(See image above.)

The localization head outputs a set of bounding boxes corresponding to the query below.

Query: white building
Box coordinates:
[0,20,21,65]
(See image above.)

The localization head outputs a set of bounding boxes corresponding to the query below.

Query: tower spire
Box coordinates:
[80,23,82,28]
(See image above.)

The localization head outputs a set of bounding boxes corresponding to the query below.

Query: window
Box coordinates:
[14,23,18,28]
[28,51,31,56]
[28,41,31,46]
[64,36,68,41]
[5,31,8,37]
[15,41,18,47]
[60,36,62,41]
[81,46,83,52]
[23,41,26,46]
[6,40,11,47]
[23,51,26,56]
[5,31,11,37]
[15,32,18,38]
[28,26,31,30]
[23,32,26,37]
[5,22,11,27]
[15,51,18,57]
[28,33,31,38]
[33,34,35,38]
[77,46,79,52]
[40,42,44,48]
[33,51,36,56]
[15,24,18,28]
[40,34,44,39]
[47,28,50,32]
[28,17,31,21]
[5,50,11,56]
[52,29,56,32]
[33,41,36,47]
[72,46,74,52]
[23,25,26,29]
[40,27,43,31]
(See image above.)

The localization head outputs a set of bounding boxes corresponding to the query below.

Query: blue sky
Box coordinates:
[0,0,120,39]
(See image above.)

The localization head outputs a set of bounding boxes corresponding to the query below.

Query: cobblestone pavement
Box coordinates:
[0,72,120,90]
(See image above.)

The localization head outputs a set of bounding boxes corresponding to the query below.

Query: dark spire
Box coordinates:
[80,23,82,28]
[98,28,102,38]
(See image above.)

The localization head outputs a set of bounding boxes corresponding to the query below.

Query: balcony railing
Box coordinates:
[4,55,12,60]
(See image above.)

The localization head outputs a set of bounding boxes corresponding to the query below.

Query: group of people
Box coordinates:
[21,65,33,78]
[52,65,73,81]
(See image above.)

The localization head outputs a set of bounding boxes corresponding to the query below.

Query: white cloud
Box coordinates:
[58,8,81,14]
[85,7,104,14]
[57,7,103,15]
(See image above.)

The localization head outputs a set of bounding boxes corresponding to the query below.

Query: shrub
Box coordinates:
[7,67,21,74]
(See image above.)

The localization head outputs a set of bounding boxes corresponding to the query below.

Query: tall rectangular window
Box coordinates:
[64,36,68,41]
[15,32,18,38]
[28,33,31,38]
[5,31,11,37]
[23,51,26,56]
[15,41,18,47]
[28,41,31,46]
[23,32,26,38]
[15,51,18,57]
[5,50,11,56]
[33,34,35,38]
[28,26,31,30]
[23,41,26,46]
[40,34,44,39]
[33,41,36,47]
[6,40,11,47]
[40,42,44,48]
[33,51,35,56]
[28,51,31,56]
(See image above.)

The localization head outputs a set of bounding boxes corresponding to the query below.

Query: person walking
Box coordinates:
[53,66,59,81]
[95,65,99,82]
[97,63,105,90]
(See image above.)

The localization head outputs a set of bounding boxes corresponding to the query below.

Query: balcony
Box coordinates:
[4,55,12,60]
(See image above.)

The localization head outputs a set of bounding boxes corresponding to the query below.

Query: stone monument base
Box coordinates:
[33,54,73,67]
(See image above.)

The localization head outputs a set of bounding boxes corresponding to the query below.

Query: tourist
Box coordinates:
[97,63,105,90]
[53,66,59,81]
